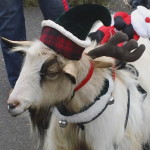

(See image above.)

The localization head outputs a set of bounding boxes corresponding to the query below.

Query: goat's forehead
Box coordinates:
[27,40,54,56]
[24,40,72,67]
[22,41,58,69]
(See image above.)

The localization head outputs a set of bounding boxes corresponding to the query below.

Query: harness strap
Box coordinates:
[124,89,130,129]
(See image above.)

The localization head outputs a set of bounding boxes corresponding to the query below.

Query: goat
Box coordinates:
[3,32,150,150]
[3,4,150,150]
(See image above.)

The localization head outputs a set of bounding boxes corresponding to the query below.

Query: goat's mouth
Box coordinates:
[7,103,30,117]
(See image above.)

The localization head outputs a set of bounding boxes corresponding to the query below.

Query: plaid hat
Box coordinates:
[40,4,111,60]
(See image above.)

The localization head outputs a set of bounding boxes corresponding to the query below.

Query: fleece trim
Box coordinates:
[131,6,150,38]
[41,20,91,48]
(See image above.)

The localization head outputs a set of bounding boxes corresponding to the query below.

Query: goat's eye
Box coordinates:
[40,72,59,82]
[40,57,60,80]
[46,64,60,78]
[47,72,59,77]
[40,65,60,80]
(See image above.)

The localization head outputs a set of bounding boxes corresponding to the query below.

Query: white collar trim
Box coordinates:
[53,75,114,124]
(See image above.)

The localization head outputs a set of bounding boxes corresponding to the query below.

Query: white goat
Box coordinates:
[3,31,150,150]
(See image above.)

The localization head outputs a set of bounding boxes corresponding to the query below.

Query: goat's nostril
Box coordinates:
[7,101,20,110]
[8,103,16,110]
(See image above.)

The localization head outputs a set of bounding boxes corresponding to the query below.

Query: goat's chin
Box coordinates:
[8,109,26,117]
[8,105,30,117]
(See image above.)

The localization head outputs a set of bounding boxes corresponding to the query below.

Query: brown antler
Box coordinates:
[88,32,145,62]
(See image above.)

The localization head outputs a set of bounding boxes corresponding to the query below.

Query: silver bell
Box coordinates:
[108,96,114,105]
[59,120,68,128]
[110,96,114,101]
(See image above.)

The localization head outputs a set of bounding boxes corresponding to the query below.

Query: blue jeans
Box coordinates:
[38,0,69,20]
[0,0,69,88]
[131,0,148,9]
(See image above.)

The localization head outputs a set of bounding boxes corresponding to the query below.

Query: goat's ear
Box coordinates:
[63,62,77,84]
[94,60,113,68]
[1,37,33,49]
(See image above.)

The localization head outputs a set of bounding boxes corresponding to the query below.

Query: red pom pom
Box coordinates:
[145,17,150,23]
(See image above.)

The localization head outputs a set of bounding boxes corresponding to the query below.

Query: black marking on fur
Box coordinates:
[126,64,139,77]
[77,138,91,150]
[64,72,76,84]
[40,57,58,74]
[137,84,147,101]
[40,57,58,82]
[113,143,119,150]
[143,143,150,150]
[29,105,52,147]
[124,89,130,129]
[56,101,75,116]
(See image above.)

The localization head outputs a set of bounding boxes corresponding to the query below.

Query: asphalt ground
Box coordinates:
[0,2,131,150]
[0,7,42,150]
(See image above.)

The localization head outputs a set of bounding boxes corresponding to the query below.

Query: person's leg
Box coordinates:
[148,0,150,8]
[0,0,26,88]
[143,0,148,8]
[131,0,148,9]
[38,0,69,21]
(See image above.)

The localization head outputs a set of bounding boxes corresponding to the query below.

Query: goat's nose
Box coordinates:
[7,100,20,111]
[8,103,16,110]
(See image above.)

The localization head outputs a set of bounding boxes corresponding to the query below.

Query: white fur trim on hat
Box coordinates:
[41,20,92,48]
[131,6,150,38]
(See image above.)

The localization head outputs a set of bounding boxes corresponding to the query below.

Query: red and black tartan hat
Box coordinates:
[40,4,111,60]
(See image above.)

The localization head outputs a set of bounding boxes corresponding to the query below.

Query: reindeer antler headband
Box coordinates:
[40,4,145,62]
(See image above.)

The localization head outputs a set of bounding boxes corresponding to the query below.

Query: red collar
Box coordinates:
[74,61,94,92]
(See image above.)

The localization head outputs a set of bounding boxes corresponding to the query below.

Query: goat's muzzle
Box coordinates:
[7,98,27,117]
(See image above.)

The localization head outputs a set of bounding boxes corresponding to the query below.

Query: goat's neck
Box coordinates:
[65,56,111,113]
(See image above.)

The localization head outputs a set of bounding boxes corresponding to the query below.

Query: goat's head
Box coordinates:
[6,40,81,116]
[4,31,145,116]
[3,4,145,116]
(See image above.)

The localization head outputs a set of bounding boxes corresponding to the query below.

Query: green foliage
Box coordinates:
[24,0,38,8]
[24,0,109,8]
[68,0,109,7]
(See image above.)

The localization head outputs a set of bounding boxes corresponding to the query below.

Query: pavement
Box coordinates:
[0,6,42,150]
[0,2,130,150]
